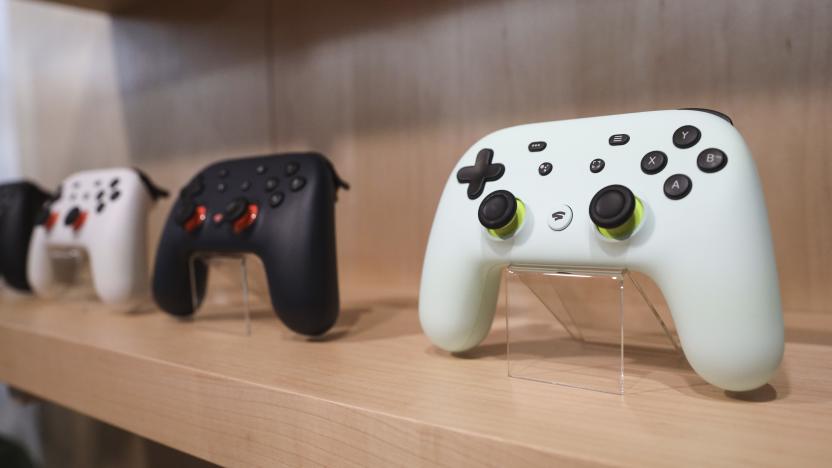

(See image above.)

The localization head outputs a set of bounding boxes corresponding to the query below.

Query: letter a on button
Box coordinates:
[672,180,681,190]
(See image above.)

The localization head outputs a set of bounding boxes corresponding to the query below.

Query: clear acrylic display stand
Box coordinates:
[44,247,98,301]
[187,253,270,336]
[505,265,700,394]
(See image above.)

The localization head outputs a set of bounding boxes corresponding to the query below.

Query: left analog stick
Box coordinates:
[175,200,206,233]
[478,190,524,239]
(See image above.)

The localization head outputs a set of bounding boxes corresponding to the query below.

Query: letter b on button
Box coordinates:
[697,148,727,173]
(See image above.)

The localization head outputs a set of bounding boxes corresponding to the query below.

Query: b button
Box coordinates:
[697,148,727,173]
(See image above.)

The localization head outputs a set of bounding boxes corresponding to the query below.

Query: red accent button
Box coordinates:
[212,212,224,225]
[72,211,88,231]
[233,204,259,234]
[45,212,59,231]
[184,205,207,233]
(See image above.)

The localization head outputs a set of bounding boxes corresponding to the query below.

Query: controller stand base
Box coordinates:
[188,253,259,336]
[505,265,698,395]
[42,247,98,301]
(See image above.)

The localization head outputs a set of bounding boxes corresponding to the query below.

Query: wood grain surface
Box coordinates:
[0,286,830,467]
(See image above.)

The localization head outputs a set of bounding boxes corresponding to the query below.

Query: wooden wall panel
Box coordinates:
[268,0,832,312]
[9,0,832,315]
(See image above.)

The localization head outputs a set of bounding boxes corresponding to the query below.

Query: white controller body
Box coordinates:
[27,168,158,304]
[419,110,784,391]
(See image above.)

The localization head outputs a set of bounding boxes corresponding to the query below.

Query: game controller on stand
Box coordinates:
[152,153,348,336]
[0,181,52,291]
[419,109,784,392]
[27,168,168,304]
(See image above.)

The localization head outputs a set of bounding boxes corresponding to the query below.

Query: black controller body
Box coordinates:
[152,153,347,336]
[0,181,52,291]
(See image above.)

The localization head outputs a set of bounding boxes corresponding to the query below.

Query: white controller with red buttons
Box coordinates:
[27,168,167,304]
[419,109,784,392]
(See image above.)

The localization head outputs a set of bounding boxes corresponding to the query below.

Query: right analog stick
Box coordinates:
[589,185,643,240]
[478,190,525,239]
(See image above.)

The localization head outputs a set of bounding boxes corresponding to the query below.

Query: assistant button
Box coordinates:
[548,204,573,231]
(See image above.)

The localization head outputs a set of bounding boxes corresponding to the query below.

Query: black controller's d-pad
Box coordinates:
[456,149,505,200]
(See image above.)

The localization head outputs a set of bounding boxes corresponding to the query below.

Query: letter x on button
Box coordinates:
[456,148,505,199]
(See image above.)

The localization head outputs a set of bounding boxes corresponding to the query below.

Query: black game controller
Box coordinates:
[0,181,52,291]
[152,153,349,336]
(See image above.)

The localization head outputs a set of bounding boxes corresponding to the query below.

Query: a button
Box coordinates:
[664,174,692,199]
[528,141,547,152]
[673,125,700,148]
[590,158,605,173]
[96,204,105,213]
[641,151,668,175]
[609,134,630,146]
[290,177,306,191]
[256,165,267,175]
[224,197,248,221]
[589,185,635,228]
[285,162,300,176]
[265,178,279,192]
[697,148,727,173]
[241,181,251,191]
[110,191,121,201]
[456,148,505,200]
[538,162,553,176]
[110,178,119,187]
[269,192,284,208]
[217,183,226,193]
[218,168,229,178]
[548,204,573,231]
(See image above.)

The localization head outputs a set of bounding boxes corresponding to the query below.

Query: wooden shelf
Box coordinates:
[0,286,830,467]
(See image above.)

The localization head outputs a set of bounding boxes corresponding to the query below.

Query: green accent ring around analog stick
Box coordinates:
[487,199,526,239]
[597,197,644,240]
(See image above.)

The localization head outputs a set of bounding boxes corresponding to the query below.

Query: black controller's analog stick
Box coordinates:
[174,200,196,226]
[478,190,525,239]
[589,185,644,240]
[224,197,248,221]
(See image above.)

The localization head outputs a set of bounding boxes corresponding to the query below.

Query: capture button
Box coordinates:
[673,125,701,148]
[697,148,727,173]
[590,158,605,173]
[548,204,573,231]
[664,174,692,199]
[641,151,668,175]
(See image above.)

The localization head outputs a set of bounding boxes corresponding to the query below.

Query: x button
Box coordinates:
[456,149,505,199]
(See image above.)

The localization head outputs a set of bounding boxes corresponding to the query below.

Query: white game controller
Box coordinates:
[27,168,167,304]
[419,109,784,391]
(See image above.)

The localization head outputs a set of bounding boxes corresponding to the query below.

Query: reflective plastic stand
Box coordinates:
[187,253,270,336]
[43,247,152,313]
[505,265,700,394]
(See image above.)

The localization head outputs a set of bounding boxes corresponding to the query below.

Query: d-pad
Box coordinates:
[456,149,504,199]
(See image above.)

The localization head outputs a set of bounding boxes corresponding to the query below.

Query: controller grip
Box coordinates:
[89,233,150,304]
[259,228,339,336]
[26,228,56,296]
[650,248,784,391]
[419,224,503,352]
[152,230,207,316]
